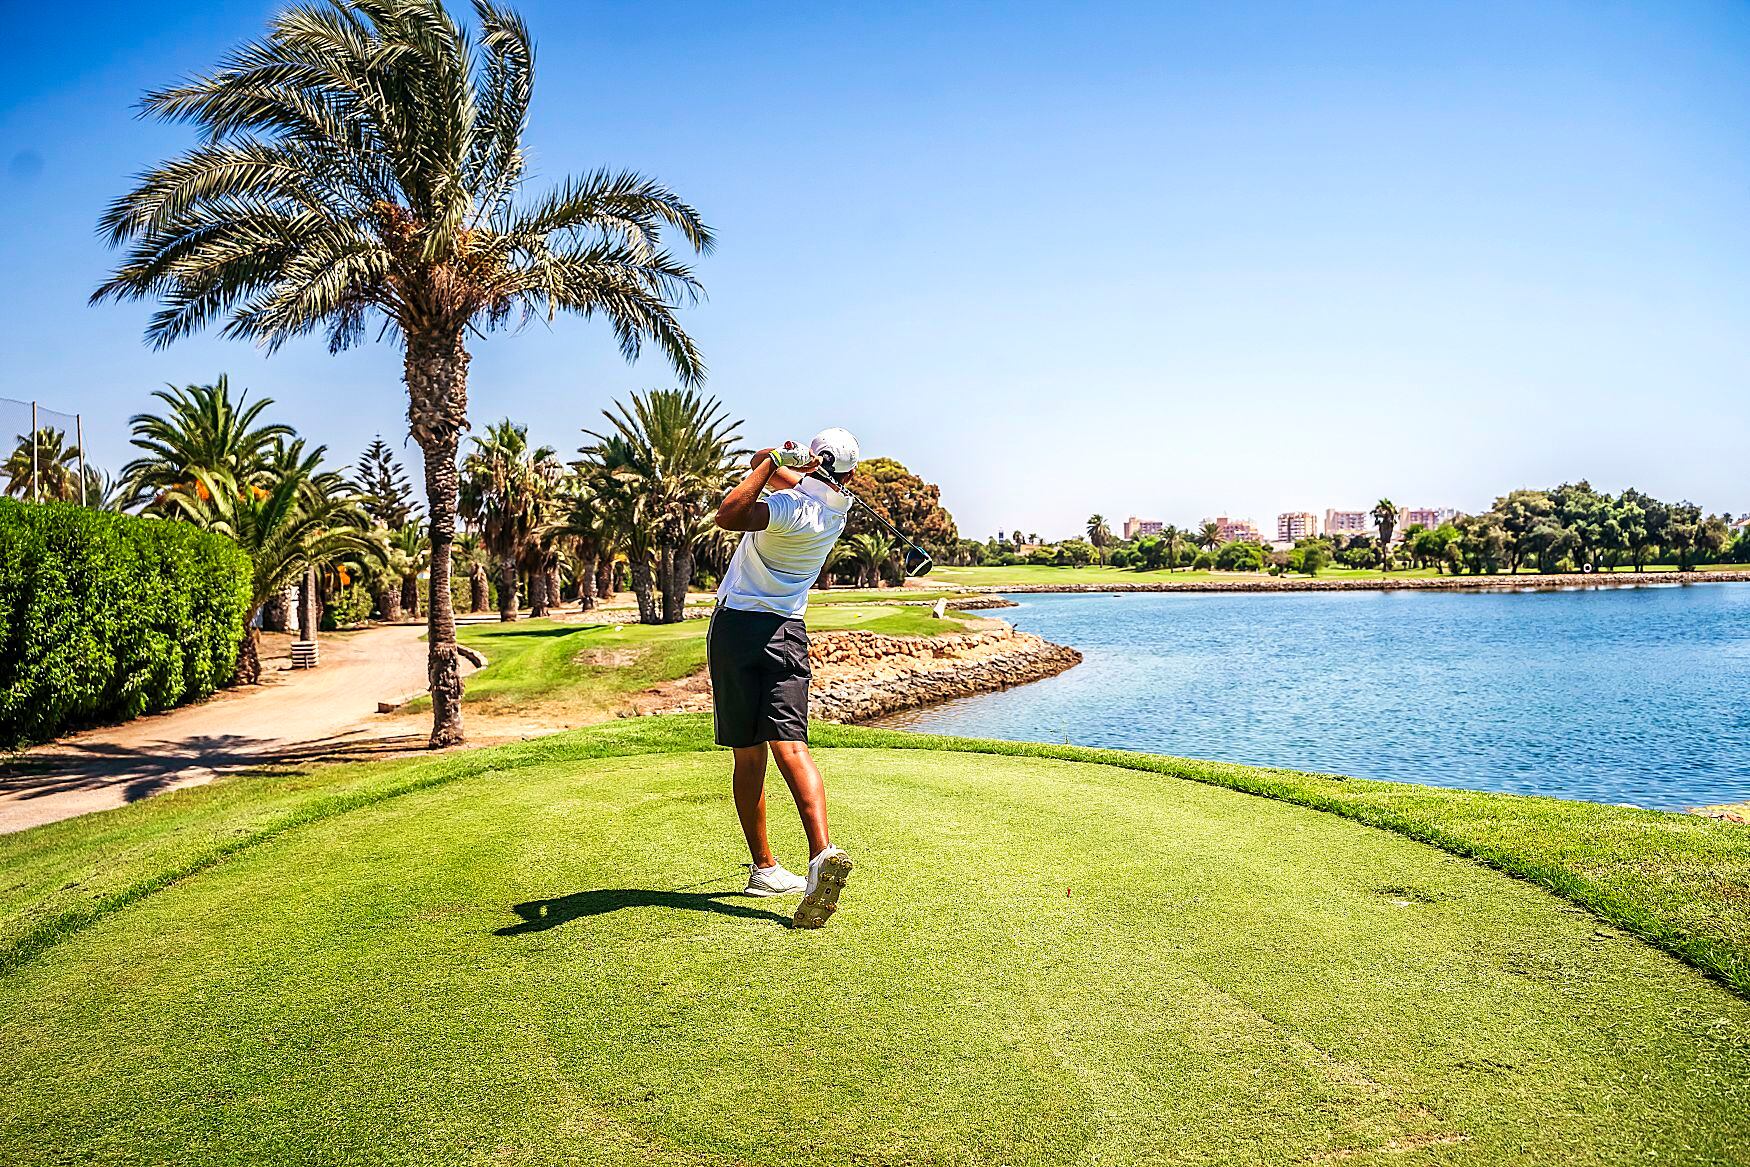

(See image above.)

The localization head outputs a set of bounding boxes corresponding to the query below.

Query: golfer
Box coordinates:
[711,427,860,928]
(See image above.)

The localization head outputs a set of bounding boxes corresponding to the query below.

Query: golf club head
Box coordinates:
[904,546,934,576]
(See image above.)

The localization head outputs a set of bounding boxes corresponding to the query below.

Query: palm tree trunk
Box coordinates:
[545,561,562,611]
[407,329,469,749]
[234,623,262,686]
[630,552,658,623]
[598,556,616,603]
[529,559,549,618]
[670,545,695,623]
[658,544,679,622]
[578,549,597,611]
[378,585,403,623]
[470,563,491,612]
[298,567,319,640]
[400,573,420,619]
[499,558,520,621]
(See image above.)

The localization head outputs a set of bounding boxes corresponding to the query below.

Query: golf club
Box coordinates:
[809,453,934,577]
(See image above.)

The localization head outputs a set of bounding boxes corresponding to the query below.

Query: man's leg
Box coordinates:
[769,740,831,858]
[731,744,776,868]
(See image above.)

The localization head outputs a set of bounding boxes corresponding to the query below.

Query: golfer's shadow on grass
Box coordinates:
[494,888,790,935]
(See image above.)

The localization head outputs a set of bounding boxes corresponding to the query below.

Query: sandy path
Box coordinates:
[0,624,460,834]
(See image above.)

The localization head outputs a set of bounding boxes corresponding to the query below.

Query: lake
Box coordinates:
[875,583,1750,810]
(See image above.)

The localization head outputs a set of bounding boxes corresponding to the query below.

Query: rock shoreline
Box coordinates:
[964,570,1750,595]
[809,623,1081,724]
[621,619,1081,724]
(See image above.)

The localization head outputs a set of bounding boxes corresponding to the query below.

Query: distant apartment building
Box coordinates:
[1211,516,1261,544]
[1276,511,1319,543]
[1324,509,1370,536]
[1123,516,1163,540]
[1401,507,1462,531]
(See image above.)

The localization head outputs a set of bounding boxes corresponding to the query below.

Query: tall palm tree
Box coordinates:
[121,377,293,507]
[1085,514,1112,565]
[576,439,659,622]
[2,428,82,502]
[391,520,430,617]
[1197,520,1222,552]
[454,531,495,613]
[846,532,894,588]
[1371,499,1400,570]
[161,465,378,683]
[542,474,606,612]
[459,419,557,622]
[94,0,712,746]
[580,389,741,623]
[1161,524,1183,571]
[816,540,849,589]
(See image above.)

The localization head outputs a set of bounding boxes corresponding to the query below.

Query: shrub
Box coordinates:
[0,499,251,748]
[1215,541,1266,572]
[323,582,374,630]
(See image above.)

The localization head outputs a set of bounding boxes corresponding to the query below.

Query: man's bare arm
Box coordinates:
[715,447,819,532]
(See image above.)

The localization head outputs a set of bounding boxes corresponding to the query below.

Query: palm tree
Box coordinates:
[542,474,607,612]
[580,389,741,623]
[1371,499,1400,570]
[1161,524,1183,571]
[459,420,557,622]
[846,532,894,588]
[1085,514,1112,565]
[816,540,849,589]
[2,428,82,502]
[121,377,293,508]
[576,440,659,622]
[454,532,494,613]
[94,0,712,746]
[160,465,378,683]
[1197,520,1222,552]
[392,520,429,617]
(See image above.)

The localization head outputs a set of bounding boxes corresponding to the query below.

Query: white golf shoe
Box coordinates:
[792,846,853,929]
[743,862,806,897]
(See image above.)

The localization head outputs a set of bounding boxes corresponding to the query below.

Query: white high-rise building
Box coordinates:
[1325,509,1370,536]
[1277,512,1319,543]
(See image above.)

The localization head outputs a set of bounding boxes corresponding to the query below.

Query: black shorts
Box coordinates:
[707,604,811,747]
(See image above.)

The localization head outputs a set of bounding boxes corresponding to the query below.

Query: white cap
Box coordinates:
[810,427,860,474]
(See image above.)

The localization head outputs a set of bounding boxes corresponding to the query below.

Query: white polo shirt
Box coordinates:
[717,476,853,618]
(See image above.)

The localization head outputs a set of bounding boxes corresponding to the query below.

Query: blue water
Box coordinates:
[877,584,1750,809]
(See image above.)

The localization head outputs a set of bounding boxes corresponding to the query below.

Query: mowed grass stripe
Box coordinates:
[1,749,1745,1165]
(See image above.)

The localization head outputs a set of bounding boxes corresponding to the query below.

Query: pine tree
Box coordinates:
[356,437,419,530]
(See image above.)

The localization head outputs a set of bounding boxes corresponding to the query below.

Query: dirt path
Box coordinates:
[0,624,466,834]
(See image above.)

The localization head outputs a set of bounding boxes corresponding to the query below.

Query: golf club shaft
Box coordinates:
[808,469,933,564]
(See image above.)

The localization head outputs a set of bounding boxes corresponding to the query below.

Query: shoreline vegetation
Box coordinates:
[944,566,1750,594]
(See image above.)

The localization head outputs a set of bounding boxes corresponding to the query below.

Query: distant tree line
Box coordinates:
[970,483,1747,576]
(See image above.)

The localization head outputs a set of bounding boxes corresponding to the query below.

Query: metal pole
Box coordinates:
[30,401,38,503]
[76,414,86,507]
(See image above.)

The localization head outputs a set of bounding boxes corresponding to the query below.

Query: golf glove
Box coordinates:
[769,445,814,469]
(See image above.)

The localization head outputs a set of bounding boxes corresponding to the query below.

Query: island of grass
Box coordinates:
[2,716,1747,1165]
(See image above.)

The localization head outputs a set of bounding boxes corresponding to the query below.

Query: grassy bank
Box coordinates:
[0,717,1746,1165]
[420,604,967,723]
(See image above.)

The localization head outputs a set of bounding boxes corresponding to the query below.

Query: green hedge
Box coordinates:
[0,499,252,748]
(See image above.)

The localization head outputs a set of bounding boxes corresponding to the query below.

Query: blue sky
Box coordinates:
[3,1,1746,538]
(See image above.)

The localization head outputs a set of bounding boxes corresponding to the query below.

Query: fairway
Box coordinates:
[3,739,1746,1165]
